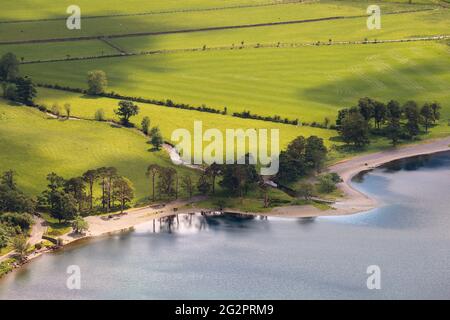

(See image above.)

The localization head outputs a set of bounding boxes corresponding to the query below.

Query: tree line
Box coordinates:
[38,168,135,222]
[336,97,442,147]
[0,52,37,106]
[0,170,35,254]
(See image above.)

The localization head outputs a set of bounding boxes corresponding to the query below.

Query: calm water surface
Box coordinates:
[1,152,449,299]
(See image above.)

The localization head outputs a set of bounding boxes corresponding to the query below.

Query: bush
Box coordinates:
[51,103,61,117]
[317,173,340,194]
[95,108,105,121]
[0,212,33,231]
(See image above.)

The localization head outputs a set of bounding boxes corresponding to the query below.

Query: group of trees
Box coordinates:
[113,100,164,149]
[40,168,134,222]
[275,135,328,184]
[337,97,442,147]
[0,171,35,251]
[145,160,258,202]
[0,53,37,105]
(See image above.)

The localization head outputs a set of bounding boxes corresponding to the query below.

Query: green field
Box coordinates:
[1,0,450,202]
[0,100,196,201]
[34,87,336,149]
[0,40,117,62]
[22,41,450,123]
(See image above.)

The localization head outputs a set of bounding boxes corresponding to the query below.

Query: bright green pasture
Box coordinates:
[112,9,450,52]
[0,0,281,21]
[0,1,430,42]
[0,40,117,62]
[1,8,448,61]
[34,87,337,150]
[23,42,450,123]
[0,100,196,201]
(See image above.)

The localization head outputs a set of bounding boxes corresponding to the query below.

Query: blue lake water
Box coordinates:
[1,152,449,299]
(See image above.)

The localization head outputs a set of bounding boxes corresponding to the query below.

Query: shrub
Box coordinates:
[95,108,105,121]
[51,103,61,117]
[0,212,33,231]
[317,173,341,194]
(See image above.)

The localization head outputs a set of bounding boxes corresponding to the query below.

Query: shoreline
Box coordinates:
[1,136,450,275]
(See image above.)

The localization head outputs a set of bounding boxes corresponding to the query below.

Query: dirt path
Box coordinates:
[0,216,46,263]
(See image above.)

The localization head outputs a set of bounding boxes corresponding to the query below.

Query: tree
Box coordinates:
[114,100,139,125]
[386,100,403,146]
[258,177,270,208]
[317,174,338,193]
[0,212,34,231]
[3,82,17,100]
[181,175,194,199]
[10,235,29,261]
[145,164,160,201]
[141,116,151,135]
[285,136,307,177]
[430,102,441,123]
[358,97,374,122]
[373,101,387,129]
[56,192,78,222]
[65,177,86,212]
[0,170,35,213]
[95,108,105,121]
[403,101,420,138]
[14,76,36,105]
[42,173,77,222]
[205,163,221,194]
[219,155,259,197]
[87,70,107,95]
[82,169,98,210]
[305,136,327,172]
[197,173,211,195]
[96,167,117,212]
[113,177,134,213]
[1,170,16,190]
[72,215,89,234]
[64,103,71,119]
[150,127,163,150]
[338,110,370,147]
[157,167,177,199]
[420,103,434,133]
[297,182,314,200]
[0,52,19,81]
[51,103,61,118]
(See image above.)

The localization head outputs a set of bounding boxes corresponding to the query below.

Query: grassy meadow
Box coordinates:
[34,87,336,148]
[22,41,450,123]
[0,100,196,202]
[0,0,449,204]
[0,1,438,42]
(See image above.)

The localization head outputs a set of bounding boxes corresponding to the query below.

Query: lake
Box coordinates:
[1,152,449,299]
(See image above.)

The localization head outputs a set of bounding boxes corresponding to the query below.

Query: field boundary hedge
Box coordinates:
[19,34,450,65]
[36,83,328,128]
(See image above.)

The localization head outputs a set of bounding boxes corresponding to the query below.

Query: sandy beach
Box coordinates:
[1,136,450,265]
[255,136,450,218]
